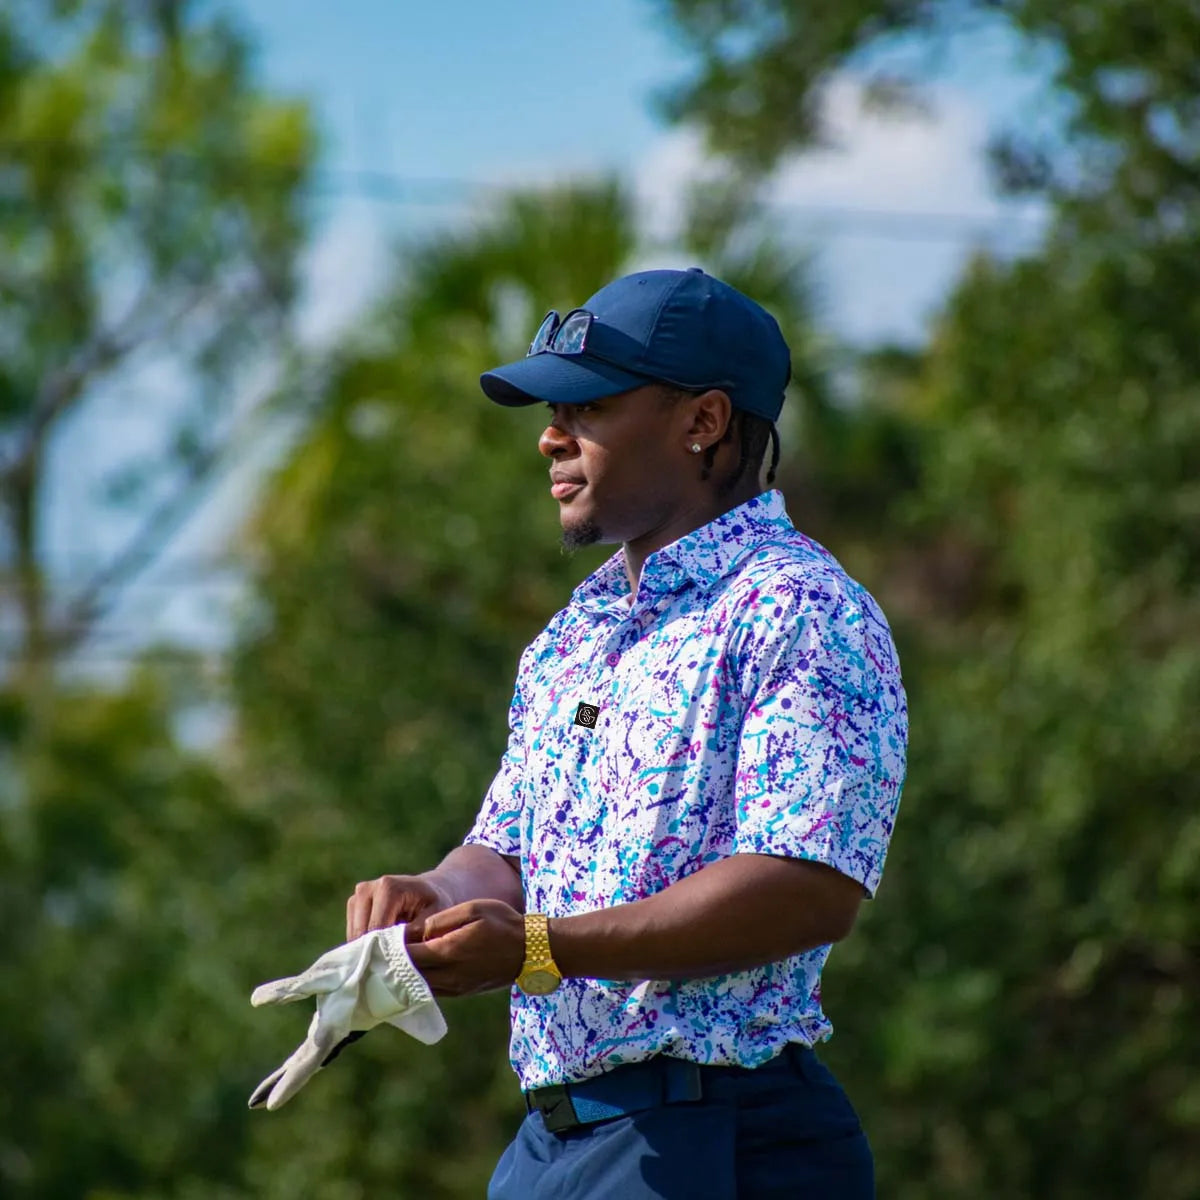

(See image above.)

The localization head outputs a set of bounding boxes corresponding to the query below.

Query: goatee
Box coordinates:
[561,518,602,552]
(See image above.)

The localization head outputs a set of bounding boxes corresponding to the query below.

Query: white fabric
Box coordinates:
[248,924,446,1110]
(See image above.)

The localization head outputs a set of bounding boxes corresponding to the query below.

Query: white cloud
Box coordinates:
[634,77,1046,344]
[770,76,996,213]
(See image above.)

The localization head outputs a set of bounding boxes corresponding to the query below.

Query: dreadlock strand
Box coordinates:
[766,423,780,485]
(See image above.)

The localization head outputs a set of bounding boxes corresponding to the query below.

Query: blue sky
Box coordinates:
[227,0,1052,347]
[235,0,687,179]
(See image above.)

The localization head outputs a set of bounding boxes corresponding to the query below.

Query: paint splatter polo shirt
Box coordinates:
[467,489,908,1091]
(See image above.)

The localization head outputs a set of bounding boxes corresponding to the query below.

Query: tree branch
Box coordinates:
[46,357,316,659]
[0,282,212,486]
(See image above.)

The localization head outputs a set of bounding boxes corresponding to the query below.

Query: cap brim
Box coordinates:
[480,352,651,407]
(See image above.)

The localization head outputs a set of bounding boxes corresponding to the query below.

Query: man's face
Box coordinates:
[538,384,695,550]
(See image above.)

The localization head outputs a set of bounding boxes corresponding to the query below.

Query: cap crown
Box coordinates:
[581,268,791,422]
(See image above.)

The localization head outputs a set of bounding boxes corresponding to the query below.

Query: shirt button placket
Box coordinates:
[605,651,621,668]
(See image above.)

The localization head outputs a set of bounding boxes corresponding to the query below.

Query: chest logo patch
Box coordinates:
[573,702,601,730]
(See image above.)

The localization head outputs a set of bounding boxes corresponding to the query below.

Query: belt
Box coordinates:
[523,1046,813,1133]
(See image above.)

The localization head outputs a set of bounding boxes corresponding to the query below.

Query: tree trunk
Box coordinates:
[8,451,49,689]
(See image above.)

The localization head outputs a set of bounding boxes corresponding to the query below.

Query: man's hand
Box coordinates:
[346,874,451,942]
[407,899,526,997]
[346,847,524,942]
[247,926,446,1110]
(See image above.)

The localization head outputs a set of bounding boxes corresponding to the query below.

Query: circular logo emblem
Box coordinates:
[574,702,599,729]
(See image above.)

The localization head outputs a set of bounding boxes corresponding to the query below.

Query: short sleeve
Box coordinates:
[730,574,908,897]
[465,646,535,858]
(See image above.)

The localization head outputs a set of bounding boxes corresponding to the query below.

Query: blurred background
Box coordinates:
[2,1,1198,1196]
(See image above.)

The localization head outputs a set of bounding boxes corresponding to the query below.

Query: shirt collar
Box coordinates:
[571,490,797,615]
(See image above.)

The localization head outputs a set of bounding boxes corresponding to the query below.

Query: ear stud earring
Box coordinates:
[689,444,702,454]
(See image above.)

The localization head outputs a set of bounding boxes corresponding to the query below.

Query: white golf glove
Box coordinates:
[248,924,446,1110]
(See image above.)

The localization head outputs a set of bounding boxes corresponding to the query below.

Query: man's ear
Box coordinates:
[686,389,733,444]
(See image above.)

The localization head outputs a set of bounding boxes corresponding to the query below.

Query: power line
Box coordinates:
[0,137,1048,245]
[245,167,1054,247]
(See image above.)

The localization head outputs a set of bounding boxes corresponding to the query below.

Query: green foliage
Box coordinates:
[656,0,937,169]
[0,0,314,675]
[821,235,1200,1199]
[659,0,1200,216]
[0,2,316,1196]
[0,662,268,1199]
[6,1,1199,1196]
[655,2,1200,1194]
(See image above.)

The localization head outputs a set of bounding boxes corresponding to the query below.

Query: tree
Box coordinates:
[0,0,314,685]
[0,3,315,1195]
[818,239,1200,1200]
[657,0,1200,217]
[0,652,272,1198]
[655,2,1200,1195]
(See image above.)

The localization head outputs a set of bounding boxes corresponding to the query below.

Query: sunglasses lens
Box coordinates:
[528,311,559,356]
[552,311,591,355]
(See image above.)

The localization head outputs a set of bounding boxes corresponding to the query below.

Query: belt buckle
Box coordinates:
[529,1084,580,1133]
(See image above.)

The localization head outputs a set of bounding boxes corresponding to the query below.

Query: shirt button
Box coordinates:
[606,651,621,667]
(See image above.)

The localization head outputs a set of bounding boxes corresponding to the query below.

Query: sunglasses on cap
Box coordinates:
[527,309,595,357]
[525,307,740,400]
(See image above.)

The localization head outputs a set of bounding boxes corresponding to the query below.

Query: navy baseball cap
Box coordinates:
[480,267,791,422]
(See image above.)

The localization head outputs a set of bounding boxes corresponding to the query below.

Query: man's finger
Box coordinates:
[348,882,375,941]
[405,940,436,974]
[367,883,401,932]
[418,900,474,941]
[406,937,461,978]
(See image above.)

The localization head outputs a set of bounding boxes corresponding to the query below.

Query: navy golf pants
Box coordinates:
[488,1047,874,1199]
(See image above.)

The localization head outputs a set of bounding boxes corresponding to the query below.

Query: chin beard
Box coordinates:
[561,517,602,552]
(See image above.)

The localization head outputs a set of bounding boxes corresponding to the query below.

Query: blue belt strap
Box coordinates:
[526,1057,705,1131]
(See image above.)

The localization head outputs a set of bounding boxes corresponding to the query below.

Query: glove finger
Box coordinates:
[264,1035,330,1110]
[251,966,343,1008]
[252,938,374,1007]
[248,1062,287,1109]
[249,1012,326,1110]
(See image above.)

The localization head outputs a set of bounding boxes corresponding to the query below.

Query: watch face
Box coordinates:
[519,968,561,995]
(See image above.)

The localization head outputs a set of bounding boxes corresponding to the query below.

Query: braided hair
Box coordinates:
[660,386,781,494]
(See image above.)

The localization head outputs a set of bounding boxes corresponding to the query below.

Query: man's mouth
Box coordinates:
[550,471,585,501]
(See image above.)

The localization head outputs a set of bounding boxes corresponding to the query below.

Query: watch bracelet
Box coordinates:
[525,912,553,964]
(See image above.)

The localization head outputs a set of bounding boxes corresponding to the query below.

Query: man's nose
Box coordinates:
[539,421,577,459]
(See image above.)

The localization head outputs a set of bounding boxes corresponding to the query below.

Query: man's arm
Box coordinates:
[550,853,862,980]
[407,852,864,996]
[346,844,523,942]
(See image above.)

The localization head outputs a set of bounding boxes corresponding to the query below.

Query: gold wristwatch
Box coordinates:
[516,913,563,995]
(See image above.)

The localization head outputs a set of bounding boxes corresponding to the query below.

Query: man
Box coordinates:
[346,268,907,1199]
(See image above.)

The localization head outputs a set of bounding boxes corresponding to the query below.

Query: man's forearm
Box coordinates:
[546,853,864,982]
[425,843,524,911]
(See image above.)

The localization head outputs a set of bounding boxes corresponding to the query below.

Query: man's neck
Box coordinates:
[621,486,762,595]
